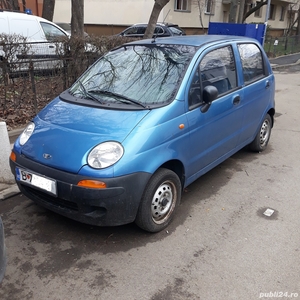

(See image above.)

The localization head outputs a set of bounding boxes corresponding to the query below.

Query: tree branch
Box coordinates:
[242,1,268,23]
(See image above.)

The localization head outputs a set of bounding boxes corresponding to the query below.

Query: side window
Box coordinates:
[237,43,264,84]
[189,46,237,108]
[40,22,67,41]
[154,26,164,35]
[200,46,237,95]
[137,27,146,35]
[123,27,138,35]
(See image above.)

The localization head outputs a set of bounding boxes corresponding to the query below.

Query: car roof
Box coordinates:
[123,34,259,48]
[0,10,59,25]
[130,22,179,27]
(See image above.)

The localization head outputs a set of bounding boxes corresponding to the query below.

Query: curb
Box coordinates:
[0,185,20,200]
[0,128,23,201]
[271,59,300,70]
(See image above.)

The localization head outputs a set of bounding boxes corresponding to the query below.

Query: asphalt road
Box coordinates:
[0,68,300,300]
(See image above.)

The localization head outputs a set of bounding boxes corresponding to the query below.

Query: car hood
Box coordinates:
[20,97,150,173]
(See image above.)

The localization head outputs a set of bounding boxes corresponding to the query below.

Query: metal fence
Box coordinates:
[0,35,135,129]
[264,35,300,57]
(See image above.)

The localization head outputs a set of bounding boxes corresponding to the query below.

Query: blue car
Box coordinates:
[10,35,275,232]
[0,217,6,283]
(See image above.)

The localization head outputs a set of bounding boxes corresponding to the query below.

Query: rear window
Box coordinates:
[168,26,185,35]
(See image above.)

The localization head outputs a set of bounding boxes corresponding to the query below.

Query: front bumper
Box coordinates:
[10,152,151,226]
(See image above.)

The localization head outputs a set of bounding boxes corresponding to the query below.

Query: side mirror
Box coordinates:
[201,85,218,113]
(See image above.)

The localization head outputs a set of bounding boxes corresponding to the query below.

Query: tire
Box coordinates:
[135,168,181,233]
[249,114,272,152]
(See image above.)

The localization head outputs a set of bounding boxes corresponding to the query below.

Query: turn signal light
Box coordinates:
[10,151,16,162]
[77,180,107,189]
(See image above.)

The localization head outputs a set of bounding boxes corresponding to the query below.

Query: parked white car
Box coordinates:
[0,10,69,74]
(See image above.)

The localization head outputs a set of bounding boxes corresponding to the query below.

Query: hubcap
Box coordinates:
[260,119,271,147]
[151,181,176,224]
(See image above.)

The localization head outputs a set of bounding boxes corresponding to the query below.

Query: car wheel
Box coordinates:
[135,168,181,233]
[249,114,272,152]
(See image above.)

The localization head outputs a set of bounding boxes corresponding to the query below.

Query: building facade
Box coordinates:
[1,0,297,36]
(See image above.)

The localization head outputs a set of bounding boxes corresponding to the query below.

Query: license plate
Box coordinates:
[16,167,57,196]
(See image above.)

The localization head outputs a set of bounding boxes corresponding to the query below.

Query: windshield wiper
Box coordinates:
[76,80,104,104]
[88,89,147,108]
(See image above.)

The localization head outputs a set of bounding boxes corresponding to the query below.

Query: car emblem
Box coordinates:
[43,153,52,159]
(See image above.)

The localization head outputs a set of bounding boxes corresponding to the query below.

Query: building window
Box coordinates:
[254,1,262,18]
[280,6,285,21]
[205,0,214,14]
[269,4,276,20]
[175,0,191,11]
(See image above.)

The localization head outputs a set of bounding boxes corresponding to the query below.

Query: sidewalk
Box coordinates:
[269,53,300,69]
[0,128,23,201]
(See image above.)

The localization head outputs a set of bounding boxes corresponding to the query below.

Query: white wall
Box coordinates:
[53,0,291,31]
[53,0,159,25]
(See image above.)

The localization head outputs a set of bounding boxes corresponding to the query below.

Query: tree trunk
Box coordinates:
[42,0,55,21]
[237,0,245,23]
[229,0,238,23]
[144,0,170,39]
[71,0,84,38]
[3,0,20,10]
[242,1,267,22]
[22,0,26,11]
[296,8,300,36]
[196,0,204,31]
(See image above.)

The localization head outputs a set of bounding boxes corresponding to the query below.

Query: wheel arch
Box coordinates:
[159,159,185,190]
[268,108,275,127]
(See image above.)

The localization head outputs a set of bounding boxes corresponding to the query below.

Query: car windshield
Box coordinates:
[69,44,196,107]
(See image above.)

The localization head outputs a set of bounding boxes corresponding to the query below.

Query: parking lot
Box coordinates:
[0,69,300,300]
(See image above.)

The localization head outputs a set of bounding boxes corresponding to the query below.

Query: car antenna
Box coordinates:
[151,9,171,43]
[163,9,170,23]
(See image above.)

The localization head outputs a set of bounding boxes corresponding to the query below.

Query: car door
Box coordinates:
[185,45,244,182]
[236,42,274,144]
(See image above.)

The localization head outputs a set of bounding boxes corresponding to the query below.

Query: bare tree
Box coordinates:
[242,1,267,22]
[144,0,170,39]
[297,7,300,36]
[71,0,84,38]
[237,0,245,23]
[229,0,239,23]
[193,0,205,31]
[0,0,20,10]
[42,0,55,21]
[228,0,268,23]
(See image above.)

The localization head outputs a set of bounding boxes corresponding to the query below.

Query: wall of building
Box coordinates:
[25,0,43,16]
[52,0,293,37]
[0,0,43,15]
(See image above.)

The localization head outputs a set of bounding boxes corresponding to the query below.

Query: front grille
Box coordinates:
[22,185,79,211]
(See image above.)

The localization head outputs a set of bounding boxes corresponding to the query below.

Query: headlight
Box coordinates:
[19,122,35,146]
[88,142,124,169]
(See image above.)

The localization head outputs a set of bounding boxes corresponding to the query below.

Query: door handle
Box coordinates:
[233,95,240,105]
[265,81,270,89]
[49,45,55,49]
